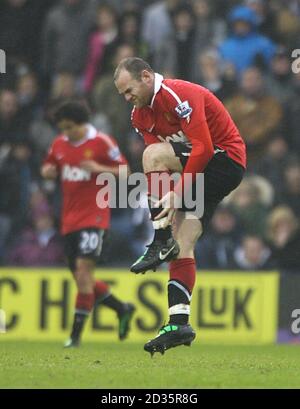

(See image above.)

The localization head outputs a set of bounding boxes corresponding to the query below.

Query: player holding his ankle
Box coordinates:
[114,58,246,355]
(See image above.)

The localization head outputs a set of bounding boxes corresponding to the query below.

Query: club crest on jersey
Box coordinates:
[175,100,192,119]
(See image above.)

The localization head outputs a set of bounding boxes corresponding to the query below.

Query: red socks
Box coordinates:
[75,293,95,312]
[168,258,196,325]
[146,171,174,203]
[75,281,110,313]
[169,258,196,293]
[94,280,110,300]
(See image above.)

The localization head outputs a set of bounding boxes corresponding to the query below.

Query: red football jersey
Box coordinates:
[44,124,127,235]
[132,74,246,194]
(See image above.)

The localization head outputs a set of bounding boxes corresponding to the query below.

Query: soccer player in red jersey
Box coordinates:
[41,101,135,347]
[114,58,246,355]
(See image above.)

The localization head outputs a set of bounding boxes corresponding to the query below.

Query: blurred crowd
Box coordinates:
[0,0,299,271]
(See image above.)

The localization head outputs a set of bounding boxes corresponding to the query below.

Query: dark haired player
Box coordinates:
[114,58,246,355]
[41,101,135,347]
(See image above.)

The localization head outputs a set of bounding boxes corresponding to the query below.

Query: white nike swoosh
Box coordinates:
[148,124,155,132]
[159,244,176,261]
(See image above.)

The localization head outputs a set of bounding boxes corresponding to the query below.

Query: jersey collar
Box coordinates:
[86,124,97,140]
[150,73,164,107]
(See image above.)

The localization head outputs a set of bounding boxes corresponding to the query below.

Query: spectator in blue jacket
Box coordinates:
[219,5,276,75]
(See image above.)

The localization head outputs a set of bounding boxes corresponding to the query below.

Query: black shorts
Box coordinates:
[64,228,105,273]
[170,142,245,229]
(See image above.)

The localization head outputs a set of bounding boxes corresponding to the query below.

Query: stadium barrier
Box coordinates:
[0,269,279,344]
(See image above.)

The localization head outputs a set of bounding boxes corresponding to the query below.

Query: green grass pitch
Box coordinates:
[0,341,300,388]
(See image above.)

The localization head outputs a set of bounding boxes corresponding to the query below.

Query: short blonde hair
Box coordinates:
[267,206,299,240]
